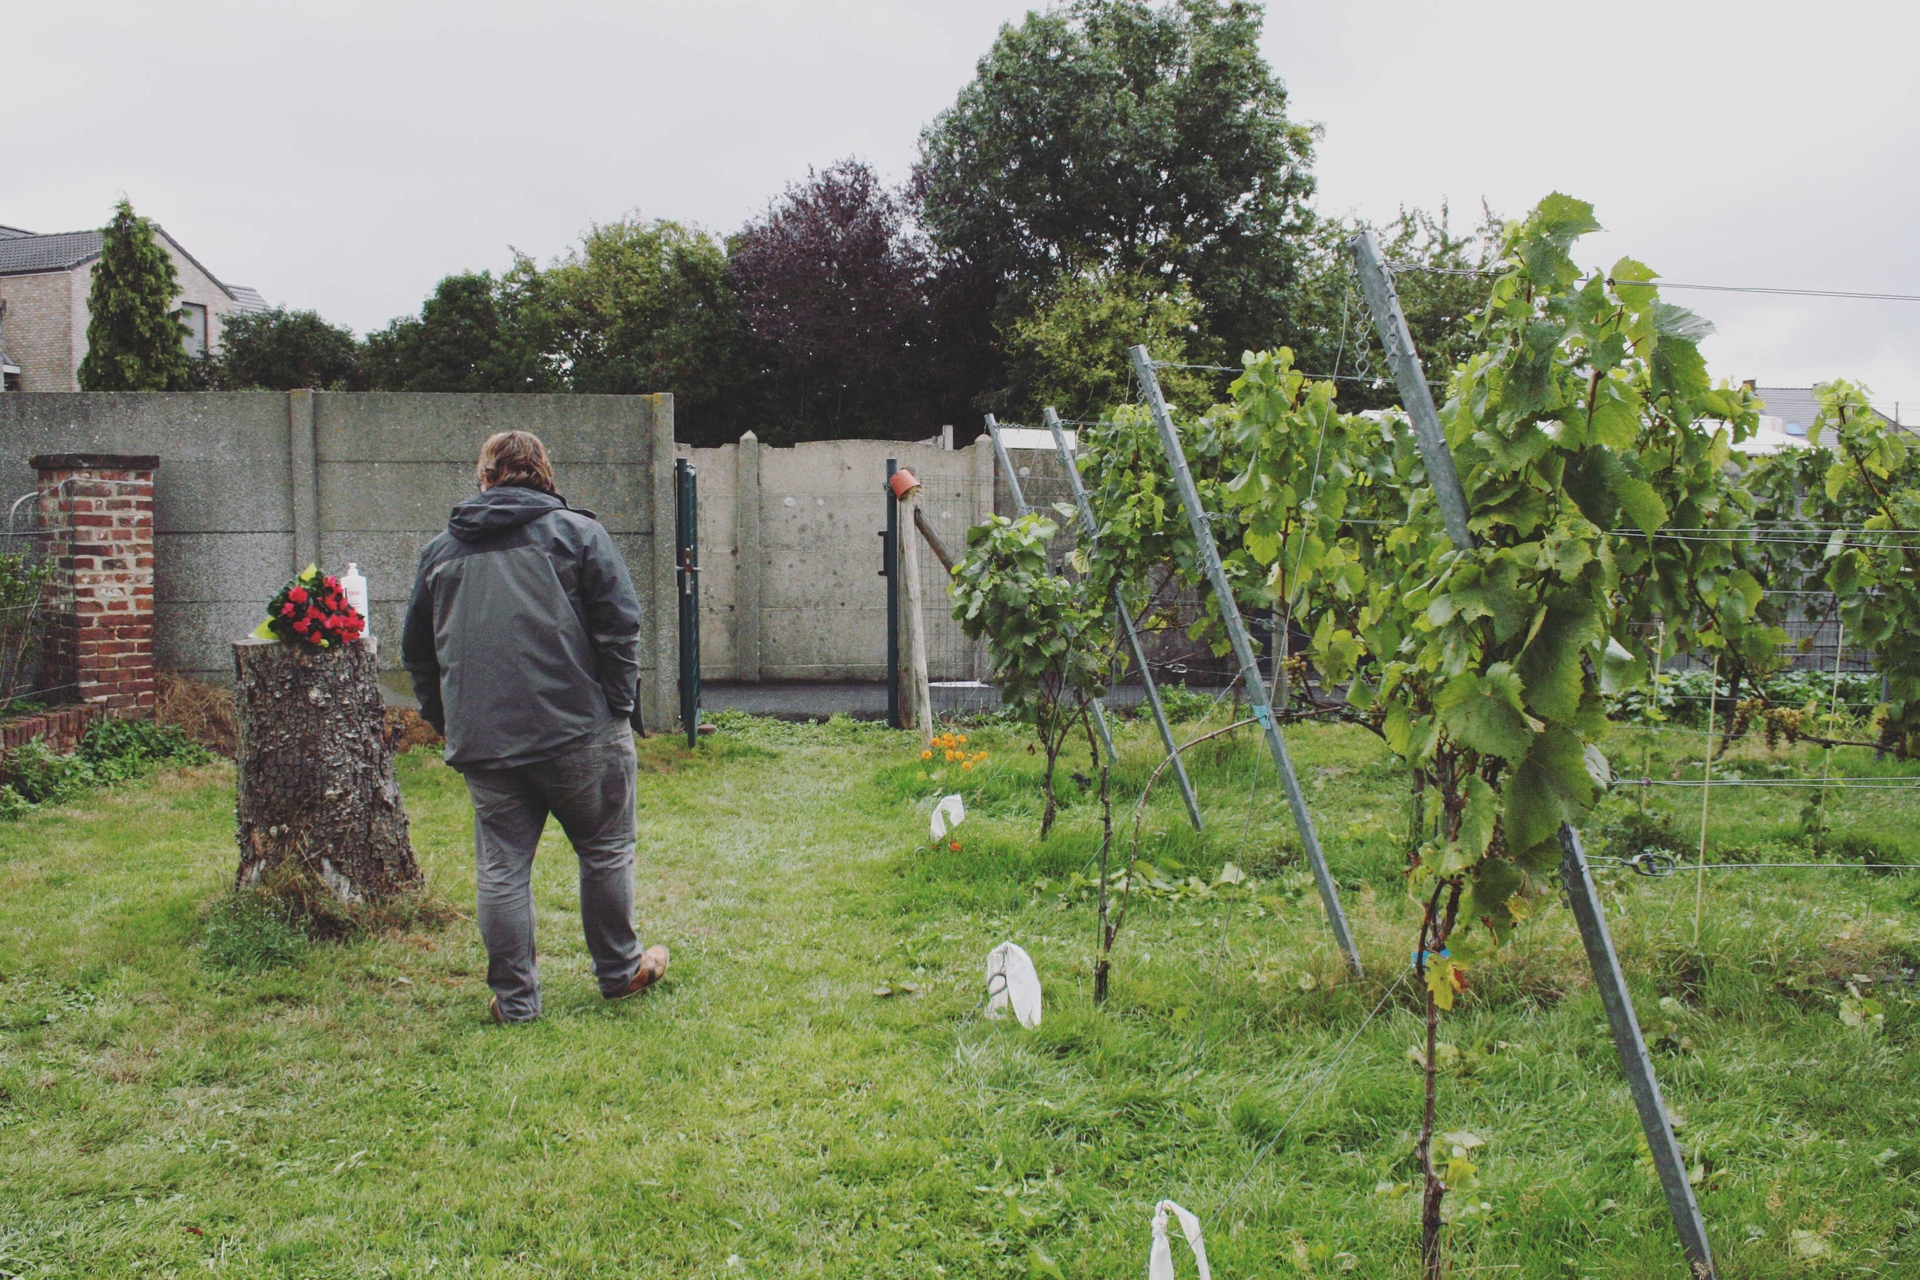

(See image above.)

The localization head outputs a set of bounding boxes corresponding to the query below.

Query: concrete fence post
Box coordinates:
[287,389,319,571]
[735,430,763,682]
[32,452,157,717]
[647,394,679,733]
[970,435,995,680]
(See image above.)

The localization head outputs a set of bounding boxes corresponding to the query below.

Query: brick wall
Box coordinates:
[34,453,157,716]
[0,703,102,755]
[0,271,78,393]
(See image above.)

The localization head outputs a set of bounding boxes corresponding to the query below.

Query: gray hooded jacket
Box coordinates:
[402,485,642,770]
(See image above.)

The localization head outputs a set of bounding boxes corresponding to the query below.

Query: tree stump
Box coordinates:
[233,637,420,900]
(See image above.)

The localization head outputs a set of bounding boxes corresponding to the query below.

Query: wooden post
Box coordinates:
[232,636,420,901]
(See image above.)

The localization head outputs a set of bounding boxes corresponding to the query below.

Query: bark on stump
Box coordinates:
[233,637,420,900]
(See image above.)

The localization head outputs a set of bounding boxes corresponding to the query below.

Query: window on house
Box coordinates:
[181,302,208,359]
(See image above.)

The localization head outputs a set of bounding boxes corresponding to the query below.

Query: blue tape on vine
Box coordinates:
[1412,948,1450,969]
[1252,703,1272,729]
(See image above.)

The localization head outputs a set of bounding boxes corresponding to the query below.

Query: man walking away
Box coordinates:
[403,430,668,1023]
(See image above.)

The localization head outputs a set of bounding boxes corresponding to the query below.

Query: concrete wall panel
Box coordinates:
[155,531,296,605]
[0,390,675,729]
[314,394,657,466]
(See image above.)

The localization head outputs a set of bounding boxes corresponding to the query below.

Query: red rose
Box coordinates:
[289,586,308,604]
[324,576,338,589]
[293,618,309,633]
[281,603,294,616]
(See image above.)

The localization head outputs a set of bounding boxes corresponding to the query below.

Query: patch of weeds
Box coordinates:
[1655,946,1711,1005]
[1156,684,1236,723]
[1230,1089,1286,1145]
[702,736,779,762]
[1590,800,1683,860]
[702,710,891,747]
[204,863,457,972]
[1813,831,1907,871]
[201,886,310,973]
[0,717,212,817]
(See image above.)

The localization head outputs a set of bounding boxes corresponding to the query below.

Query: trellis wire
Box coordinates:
[1594,853,1920,876]
[1630,778,1920,789]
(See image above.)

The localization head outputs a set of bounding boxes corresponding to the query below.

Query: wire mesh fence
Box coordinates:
[0,487,76,713]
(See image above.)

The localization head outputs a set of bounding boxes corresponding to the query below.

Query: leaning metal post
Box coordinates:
[984,414,1028,515]
[1346,229,1475,551]
[1346,232,1716,1279]
[985,414,1118,765]
[1043,407,1203,832]
[1128,346,1362,977]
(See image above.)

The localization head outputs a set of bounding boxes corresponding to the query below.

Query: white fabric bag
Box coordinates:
[931,793,966,841]
[984,940,1042,1027]
[1148,1200,1210,1280]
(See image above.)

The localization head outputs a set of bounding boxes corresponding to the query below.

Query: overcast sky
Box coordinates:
[9,0,1917,415]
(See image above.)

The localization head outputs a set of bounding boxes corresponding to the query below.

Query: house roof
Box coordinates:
[226,285,268,314]
[0,225,246,307]
[0,229,105,277]
[1751,386,1900,450]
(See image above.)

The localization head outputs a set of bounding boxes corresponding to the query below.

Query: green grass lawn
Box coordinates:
[1,709,1917,1278]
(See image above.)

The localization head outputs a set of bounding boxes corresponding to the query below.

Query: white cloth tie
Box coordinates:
[1148,1200,1210,1280]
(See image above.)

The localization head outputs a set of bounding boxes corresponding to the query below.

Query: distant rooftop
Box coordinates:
[0,223,261,311]
[1736,385,1905,455]
[0,229,105,277]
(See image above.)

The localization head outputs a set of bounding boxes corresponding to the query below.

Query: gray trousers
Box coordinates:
[464,725,642,1021]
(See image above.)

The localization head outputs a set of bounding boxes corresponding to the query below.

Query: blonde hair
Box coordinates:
[476,430,556,494]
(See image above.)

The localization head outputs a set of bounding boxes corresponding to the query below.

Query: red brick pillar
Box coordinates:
[32,453,158,717]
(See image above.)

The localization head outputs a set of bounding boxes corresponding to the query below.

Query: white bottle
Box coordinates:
[341,563,369,627]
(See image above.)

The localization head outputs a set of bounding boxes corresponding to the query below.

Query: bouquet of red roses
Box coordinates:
[253,564,365,649]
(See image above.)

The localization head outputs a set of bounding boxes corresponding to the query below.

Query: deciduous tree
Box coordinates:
[361,270,555,393]
[540,218,753,443]
[729,160,934,444]
[1002,267,1210,420]
[215,308,362,390]
[912,0,1316,363]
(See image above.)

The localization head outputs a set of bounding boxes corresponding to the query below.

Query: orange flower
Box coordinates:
[950,841,961,851]
[921,750,932,760]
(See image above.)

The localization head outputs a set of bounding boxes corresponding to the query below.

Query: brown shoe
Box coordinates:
[611,944,670,999]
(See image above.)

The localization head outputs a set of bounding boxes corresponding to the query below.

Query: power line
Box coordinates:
[1387,261,1920,304]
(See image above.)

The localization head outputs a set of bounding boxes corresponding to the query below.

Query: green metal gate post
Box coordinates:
[675,458,700,749]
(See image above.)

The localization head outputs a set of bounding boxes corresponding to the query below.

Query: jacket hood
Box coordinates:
[447,485,566,542]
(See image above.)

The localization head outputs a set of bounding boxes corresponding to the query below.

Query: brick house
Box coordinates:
[0,223,266,391]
